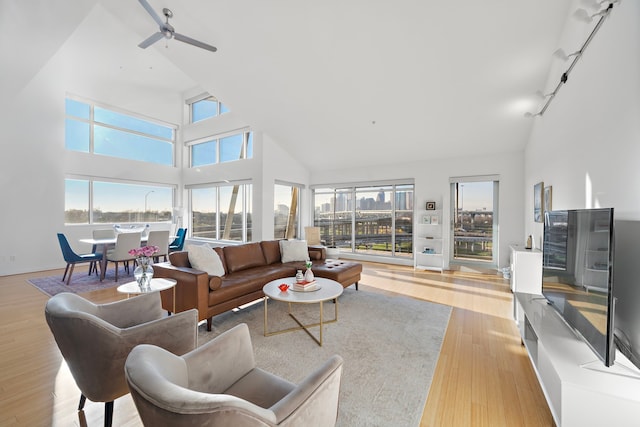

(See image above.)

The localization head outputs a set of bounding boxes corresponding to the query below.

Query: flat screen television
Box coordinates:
[542,208,615,367]
[612,219,640,371]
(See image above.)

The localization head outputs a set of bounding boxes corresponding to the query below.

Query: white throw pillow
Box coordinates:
[280,240,310,263]
[186,244,225,276]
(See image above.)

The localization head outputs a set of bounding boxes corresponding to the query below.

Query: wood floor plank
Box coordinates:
[0,263,551,426]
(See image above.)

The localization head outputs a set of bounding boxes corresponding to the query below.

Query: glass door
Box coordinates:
[450,178,499,268]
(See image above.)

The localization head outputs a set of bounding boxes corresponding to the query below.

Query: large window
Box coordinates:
[190,183,252,242]
[190,131,253,167]
[274,183,302,239]
[313,183,414,258]
[189,95,229,123]
[65,178,174,224]
[65,97,176,165]
[450,177,499,267]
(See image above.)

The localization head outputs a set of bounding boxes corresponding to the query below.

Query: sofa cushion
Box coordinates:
[260,240,282,265]
[223,242,266,273]
[279,240,310,263]
[187,244,226,276]
[213,247,228,275]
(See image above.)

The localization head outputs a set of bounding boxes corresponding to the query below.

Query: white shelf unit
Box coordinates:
[580,214,611,293]
[514,293,640,427]
[415,209,443,272]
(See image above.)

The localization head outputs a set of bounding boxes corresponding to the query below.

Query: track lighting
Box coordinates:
[574,7,611,23]
[535,90,553,100]
[553,48,581,61]
[524,2,615,118]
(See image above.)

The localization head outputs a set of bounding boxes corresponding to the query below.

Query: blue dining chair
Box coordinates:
[168,228,187,252]
[57,233,103,286]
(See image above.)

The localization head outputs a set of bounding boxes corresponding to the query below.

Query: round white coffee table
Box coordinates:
[117,278,178,313]
[263,277,343,346]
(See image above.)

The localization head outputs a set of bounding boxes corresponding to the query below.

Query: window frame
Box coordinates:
[64,176,176,225]
[312,181,414,259]
[188,181,253,243]
[65,94,177,166]
[188,129,253,167]
[186,94,229,123]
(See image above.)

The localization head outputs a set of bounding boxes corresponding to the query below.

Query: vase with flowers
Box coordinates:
[304,260,314,283]
[129,245,158,291]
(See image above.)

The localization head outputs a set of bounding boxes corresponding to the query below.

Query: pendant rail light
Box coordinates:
[525,2,615,118]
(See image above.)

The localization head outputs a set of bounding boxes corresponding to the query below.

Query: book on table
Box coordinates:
[293,280,317,291]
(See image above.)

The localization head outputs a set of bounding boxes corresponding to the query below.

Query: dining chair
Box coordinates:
[89,229,116,275]
[57,233,103,286]
[106,231,142,281]
[146,230,170,262]
[169,227,187,252]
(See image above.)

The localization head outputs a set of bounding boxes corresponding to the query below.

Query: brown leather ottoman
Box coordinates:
[311,259,362,290]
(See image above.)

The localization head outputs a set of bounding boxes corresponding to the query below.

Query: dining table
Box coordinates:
[79,234,176,281]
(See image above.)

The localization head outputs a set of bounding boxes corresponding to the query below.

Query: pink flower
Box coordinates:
[128,245,159,258]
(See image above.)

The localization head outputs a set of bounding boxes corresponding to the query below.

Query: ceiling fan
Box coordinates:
[137,0,217,53]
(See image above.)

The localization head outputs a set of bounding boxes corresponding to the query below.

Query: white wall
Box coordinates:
[0,5,189,275]
[524,0,640,248]
[311,150,524,269]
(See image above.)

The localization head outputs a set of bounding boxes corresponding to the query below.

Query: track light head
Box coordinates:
[579,0,601,10]
[553,48,580,61]
[534,90,554,100]
[574,8,593,22]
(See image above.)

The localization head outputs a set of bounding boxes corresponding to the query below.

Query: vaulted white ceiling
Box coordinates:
[3,0,573,172]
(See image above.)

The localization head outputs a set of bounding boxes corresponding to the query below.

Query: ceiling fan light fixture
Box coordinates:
[137,0,217,53]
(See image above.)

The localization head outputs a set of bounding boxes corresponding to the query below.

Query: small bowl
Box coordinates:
[278,284,290,292]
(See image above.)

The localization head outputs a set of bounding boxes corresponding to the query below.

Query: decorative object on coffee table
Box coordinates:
[304,260,314,282]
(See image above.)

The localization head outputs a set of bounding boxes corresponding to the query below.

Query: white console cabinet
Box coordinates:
[509,245,542,294]
[514,293,640,427]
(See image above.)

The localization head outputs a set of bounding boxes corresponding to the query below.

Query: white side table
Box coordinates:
[117,278,178,313]
[263,277,343,346]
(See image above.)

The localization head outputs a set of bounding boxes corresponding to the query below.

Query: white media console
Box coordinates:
[514,292,640,426]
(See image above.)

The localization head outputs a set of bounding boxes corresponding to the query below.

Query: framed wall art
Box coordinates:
[544,186,553,214]
[426,201,436,210]
[534,182,544,223]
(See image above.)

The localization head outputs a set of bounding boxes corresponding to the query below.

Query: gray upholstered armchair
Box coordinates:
[125,323,344,426]
[45,292,198,427]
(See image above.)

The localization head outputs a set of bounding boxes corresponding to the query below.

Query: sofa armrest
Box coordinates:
[153,262,211,323]
[270,354,343,424]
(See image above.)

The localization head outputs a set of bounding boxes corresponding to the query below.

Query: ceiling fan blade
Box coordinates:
[138,0,165,28]
[138,32,165,49]
[174,32,218,53]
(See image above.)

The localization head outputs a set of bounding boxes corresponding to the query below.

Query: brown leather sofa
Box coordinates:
[153,240,362,331]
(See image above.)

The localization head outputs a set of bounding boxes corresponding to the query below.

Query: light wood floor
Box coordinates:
[0,262,552,426]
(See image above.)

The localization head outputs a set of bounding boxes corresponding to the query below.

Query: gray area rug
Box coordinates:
[199,288,451,427]
[27,268,129,296]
